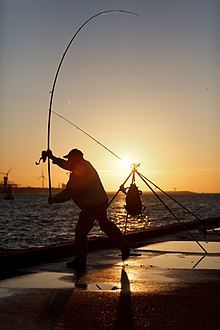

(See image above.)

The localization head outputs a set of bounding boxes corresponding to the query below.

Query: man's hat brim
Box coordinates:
[63,149,83,158]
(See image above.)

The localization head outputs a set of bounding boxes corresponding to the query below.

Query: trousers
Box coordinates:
[74,201,128,263]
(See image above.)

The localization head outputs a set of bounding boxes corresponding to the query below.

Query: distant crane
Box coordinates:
[0,168,12,188]
[37,170,47,188]
[0,168,14,199]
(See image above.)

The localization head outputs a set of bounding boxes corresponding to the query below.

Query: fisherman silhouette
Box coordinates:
[47,148,130,270]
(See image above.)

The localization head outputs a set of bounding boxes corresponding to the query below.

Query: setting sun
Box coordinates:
[120,157,133,169]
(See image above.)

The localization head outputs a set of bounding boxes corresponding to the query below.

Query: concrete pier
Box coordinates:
[0,218,220,329]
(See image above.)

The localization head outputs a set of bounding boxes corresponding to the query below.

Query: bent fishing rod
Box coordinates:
[36,10,138,199]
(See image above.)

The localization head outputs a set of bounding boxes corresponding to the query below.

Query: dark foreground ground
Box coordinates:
[0,225,220,329]
[0,278,219,330]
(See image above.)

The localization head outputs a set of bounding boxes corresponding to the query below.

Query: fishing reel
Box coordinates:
[35,150,48,165]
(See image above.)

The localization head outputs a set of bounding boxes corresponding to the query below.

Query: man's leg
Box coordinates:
[97,207,130,260]
[74,210,96,264]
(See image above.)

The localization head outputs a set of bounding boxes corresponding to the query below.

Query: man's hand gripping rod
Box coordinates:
[35,150,48,165]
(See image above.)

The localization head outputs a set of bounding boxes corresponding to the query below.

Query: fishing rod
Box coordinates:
[36,10,138,198]
[52,110,122,161]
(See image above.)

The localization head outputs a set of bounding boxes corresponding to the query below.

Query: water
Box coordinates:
[0,192,219,250]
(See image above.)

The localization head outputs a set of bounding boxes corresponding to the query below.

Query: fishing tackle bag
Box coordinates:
[125,183,143,216]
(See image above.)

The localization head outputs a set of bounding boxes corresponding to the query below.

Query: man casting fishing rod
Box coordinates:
[46,148,130,270]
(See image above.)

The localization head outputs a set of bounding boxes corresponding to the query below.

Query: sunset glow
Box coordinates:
[0,1,219,193]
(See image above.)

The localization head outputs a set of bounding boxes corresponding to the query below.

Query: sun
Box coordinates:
[120,157,133,169]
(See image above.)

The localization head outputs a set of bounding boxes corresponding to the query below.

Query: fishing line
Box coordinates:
[52,110,122,161]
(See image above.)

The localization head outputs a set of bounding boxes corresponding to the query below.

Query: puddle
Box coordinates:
[74,283,120,291]
[147,253,220,269]
[0,272,74,292]
[138,240,220,254]
[0,288,16,298]
[60,274,120,291]
[0,271,120,297]
[136,241,220,269]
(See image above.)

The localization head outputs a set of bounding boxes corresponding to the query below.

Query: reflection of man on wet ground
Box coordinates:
[47,148,130,270]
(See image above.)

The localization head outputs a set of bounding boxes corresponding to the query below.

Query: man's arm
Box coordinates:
[47,150,71,171]
[52,157,71,171]
[48,188,72,204]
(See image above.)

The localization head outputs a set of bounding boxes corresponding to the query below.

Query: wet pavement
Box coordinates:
[0,228,220,329]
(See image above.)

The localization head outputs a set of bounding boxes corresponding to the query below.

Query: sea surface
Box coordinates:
[0,192,220,250]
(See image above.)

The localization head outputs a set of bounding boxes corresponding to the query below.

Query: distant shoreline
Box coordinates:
[0,187,62,194]
[0,186,217,195]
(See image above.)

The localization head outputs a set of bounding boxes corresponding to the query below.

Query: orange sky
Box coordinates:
[1,1,219,193]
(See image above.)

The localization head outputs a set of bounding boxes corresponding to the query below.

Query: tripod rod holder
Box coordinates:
[130,163,141,171]
[130,163,141,184]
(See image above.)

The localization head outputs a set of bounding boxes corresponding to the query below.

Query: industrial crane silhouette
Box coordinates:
[1,168,14,199]
[0,168,12,188]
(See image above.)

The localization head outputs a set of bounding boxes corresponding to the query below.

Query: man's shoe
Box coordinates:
[66,258,86,271]
[121,247,130,261]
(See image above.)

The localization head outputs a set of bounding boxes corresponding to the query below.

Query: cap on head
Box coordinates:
[63,149,83,159]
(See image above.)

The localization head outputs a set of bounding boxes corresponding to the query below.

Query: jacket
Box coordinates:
[51,158,108,209]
